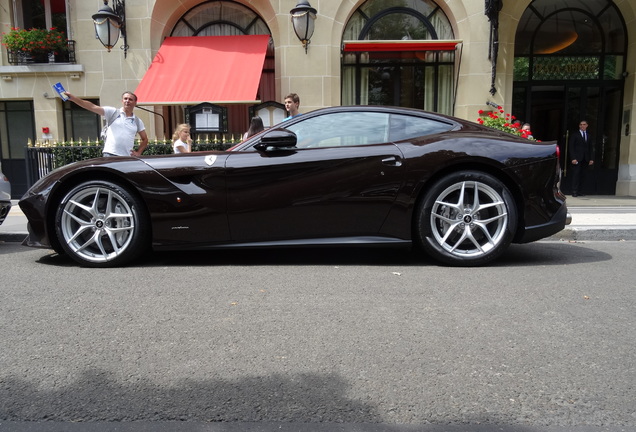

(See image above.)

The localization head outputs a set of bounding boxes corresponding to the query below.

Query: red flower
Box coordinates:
[475,107,535,140]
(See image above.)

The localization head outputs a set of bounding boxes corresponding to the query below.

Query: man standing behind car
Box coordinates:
[569,120,595,197]
[283,93,302,120]
[64,91,149,157]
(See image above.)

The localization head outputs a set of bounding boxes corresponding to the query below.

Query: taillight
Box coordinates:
[555,144,563,191]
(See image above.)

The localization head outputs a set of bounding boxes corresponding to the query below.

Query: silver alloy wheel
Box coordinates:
[429,180,509,258]
[59,186,135,264]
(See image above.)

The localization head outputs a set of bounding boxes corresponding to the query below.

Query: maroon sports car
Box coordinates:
[19,106,569,267]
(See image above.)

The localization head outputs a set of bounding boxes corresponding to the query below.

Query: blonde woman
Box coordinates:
[172,124,192,153]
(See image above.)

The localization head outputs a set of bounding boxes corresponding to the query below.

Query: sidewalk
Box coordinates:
[2,196,636,244]
[548,195,636,241]
[0,200,28,243]
[550,195,636,241]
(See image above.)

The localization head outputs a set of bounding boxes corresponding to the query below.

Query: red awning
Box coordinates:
[343,40,461,52]
[135,35,270,105]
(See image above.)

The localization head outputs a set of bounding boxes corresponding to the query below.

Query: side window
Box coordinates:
[389,114,453,142]
[15,0,68,34]
[287,112,390,148]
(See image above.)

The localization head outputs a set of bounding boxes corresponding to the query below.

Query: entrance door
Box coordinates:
[513,0,627,195]
[514,83,621,195]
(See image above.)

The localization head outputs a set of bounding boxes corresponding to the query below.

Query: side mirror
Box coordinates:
[254,129,297,151]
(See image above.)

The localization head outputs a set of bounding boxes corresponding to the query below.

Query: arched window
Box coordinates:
[514,0,626,81]
[342,0,456,115]
[170,1,270,37]
[169,1,274,136]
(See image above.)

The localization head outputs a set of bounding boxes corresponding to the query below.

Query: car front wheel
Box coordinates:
[55,180,149,267]
[416,171,517,266]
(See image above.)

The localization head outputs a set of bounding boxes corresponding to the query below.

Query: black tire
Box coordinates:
[416,171,517,266]
[54,180,150,267]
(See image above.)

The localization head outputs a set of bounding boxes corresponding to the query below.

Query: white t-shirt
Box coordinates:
[173,139,189,153]
[102,107,145,156]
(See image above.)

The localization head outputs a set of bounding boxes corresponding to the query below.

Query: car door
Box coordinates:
[225,111,406,243]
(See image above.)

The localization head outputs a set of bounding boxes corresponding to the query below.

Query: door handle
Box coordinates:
[382,156,402,166]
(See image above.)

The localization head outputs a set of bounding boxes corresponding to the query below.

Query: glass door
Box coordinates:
[514,84,621,195]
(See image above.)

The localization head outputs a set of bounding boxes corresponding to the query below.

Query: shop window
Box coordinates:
[63,99,101,141]
[342,0,456,115]
[0,100,35,197]
[0,100,34,159]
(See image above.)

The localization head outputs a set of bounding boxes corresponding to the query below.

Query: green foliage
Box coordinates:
[29,139,237,171]
[2,27,67,53]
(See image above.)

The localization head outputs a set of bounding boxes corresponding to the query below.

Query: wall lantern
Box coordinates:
[290,0,317,54]
[92,0,128,57]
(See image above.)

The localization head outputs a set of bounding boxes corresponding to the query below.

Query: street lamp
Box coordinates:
[290,0,317,54]
[92,0,128,57]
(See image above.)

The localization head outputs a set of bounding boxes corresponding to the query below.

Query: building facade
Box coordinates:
[1,0,635,198]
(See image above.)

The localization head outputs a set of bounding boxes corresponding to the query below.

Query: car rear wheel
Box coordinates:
[416,171,517,266]
[55,180,150,267]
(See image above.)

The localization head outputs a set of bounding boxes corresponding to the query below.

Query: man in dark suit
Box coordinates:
[569,120,595,197]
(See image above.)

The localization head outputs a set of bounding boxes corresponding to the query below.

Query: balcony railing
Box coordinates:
[7,40,76,65]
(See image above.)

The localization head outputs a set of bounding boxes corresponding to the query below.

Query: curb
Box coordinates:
[0,233,27,243]
[547,226,636,241]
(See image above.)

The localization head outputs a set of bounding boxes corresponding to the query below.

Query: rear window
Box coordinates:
[389,114,453,142]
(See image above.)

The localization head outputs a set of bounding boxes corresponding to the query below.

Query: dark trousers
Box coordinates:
[570,160,589,195]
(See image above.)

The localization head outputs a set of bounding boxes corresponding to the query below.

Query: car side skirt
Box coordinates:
[153,236,412,251]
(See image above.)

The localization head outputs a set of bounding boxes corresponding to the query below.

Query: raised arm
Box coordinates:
[64,92,105,116]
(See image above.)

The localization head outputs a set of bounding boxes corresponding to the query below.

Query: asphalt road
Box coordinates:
[0,240,634,432]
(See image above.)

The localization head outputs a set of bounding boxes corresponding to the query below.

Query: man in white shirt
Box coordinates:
[65,91,149,157]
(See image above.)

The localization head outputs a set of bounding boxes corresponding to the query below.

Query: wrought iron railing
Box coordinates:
[7,40,76,65]
[24,136,238,189]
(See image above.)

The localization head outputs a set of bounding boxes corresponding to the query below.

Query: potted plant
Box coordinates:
[477,107,536,140]
[2,27,68,64]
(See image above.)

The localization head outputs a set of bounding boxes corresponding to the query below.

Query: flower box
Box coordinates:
[2,27,72,64]
[6,40,76,65]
